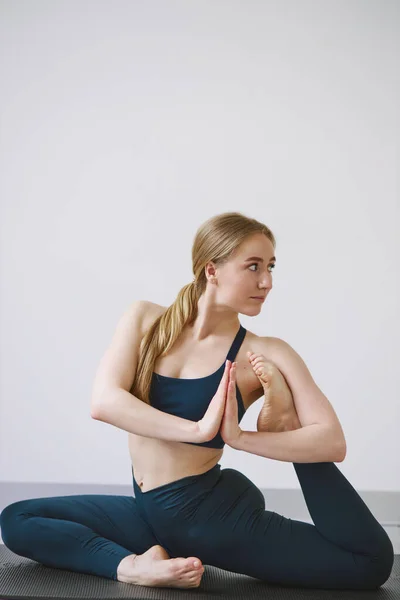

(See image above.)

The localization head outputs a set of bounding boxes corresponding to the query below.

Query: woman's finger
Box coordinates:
[219,360,230,386]
[229,362,236,389]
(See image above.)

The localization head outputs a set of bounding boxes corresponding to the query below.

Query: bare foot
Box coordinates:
[117,544,205,588]
[247,351,301,432]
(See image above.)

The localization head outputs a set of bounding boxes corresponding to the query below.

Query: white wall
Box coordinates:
[0,0,399,492]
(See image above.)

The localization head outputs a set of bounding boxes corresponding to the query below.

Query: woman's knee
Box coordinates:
[358,530,395,589]
[0,501,32,552]
[369,532,395,588]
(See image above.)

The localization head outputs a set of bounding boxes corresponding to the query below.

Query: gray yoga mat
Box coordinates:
[0,546,399,600]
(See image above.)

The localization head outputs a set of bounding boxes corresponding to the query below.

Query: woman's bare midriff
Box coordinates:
[129,435,224,493]
[129,301,266,494]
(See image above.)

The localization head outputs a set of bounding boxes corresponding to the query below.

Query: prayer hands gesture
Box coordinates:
[196,360,243,448]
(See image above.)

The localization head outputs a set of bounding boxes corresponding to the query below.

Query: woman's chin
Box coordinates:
[241,303,263,316]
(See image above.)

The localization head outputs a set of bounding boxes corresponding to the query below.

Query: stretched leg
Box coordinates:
[184,467,394,590]
[292,461,394,586]
[0,494,158,581]
[242,357,394,587]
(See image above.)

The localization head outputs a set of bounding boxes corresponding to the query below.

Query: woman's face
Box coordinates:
[213,233,276,315]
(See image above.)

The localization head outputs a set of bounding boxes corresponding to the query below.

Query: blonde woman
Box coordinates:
[0,212,393,591]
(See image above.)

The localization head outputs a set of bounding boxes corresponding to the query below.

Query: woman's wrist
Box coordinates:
[186,419,203,443]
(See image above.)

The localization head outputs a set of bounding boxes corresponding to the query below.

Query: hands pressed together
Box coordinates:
[219,359,242,447]
[196,351,270,448]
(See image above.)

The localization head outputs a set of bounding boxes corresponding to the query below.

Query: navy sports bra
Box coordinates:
[149,324,248,449]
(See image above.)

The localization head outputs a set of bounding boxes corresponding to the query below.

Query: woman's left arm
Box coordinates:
[232,424,346,462]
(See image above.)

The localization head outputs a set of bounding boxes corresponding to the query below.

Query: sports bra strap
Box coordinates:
[226,324,247,363]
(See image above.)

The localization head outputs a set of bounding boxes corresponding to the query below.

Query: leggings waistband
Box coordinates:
[132,463,222,498]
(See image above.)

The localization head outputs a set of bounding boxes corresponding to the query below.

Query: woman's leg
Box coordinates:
[291,461,394,586]
[183,466,394,590]
[0,493,159,581]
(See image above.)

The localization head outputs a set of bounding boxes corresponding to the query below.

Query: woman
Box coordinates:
[0,212,394,590]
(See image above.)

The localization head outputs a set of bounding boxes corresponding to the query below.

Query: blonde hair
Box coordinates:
[130,211,276,405]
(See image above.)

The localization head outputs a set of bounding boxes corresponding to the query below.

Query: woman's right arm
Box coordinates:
[93,386,200,442]
[90,300,205,443]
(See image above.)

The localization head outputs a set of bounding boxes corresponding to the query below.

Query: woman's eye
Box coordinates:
[249,263,275,273]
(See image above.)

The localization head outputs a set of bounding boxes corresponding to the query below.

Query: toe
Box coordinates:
[174,558,191,572]
[188,557,202,567]
[182,558,200,572]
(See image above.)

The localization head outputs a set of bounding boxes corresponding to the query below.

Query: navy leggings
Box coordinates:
[0,462,394,590]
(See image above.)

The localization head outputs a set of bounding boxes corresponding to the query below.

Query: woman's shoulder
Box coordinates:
[141,300,168,317]
[243,329,282,362]
[138,300,168,335]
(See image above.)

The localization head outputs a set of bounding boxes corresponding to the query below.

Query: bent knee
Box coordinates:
[364,533,395,589]
[0,501,33,552]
